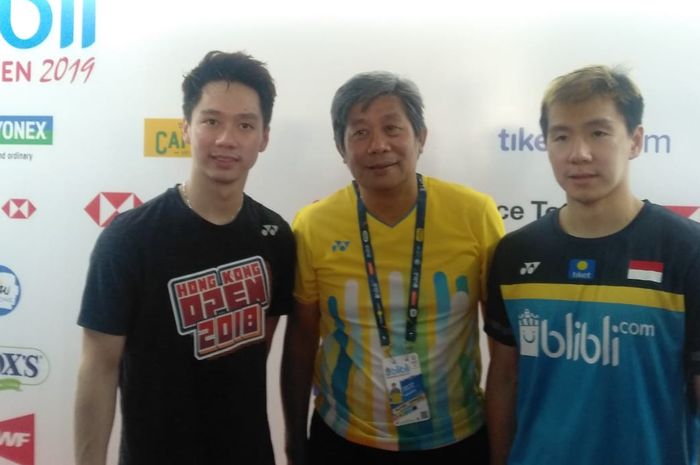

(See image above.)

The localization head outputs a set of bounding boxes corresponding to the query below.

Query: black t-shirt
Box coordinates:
[79,186,294,465]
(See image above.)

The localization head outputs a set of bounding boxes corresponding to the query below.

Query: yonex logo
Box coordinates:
[332,240,350,252]
[520,262,540,275]
[261,225,278,236]
[0,116,53,145]
[2,199,36,219]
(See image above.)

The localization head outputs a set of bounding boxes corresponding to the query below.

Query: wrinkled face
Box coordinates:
[183,81,269,186]
[339,95,426,195]
[546,97,643,207]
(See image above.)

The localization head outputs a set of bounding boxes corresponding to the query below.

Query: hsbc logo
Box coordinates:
[2,199,36,219]
[664,205,700,223]
[0,414,34,465]
[84,192,143,227]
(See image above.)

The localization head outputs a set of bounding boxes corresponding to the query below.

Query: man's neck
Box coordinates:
[357,177,418,226]
[559,193,643,239]
[182,176,246,225]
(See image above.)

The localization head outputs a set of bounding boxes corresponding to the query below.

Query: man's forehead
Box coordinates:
[548,98,622,124]
[348,97,406,123]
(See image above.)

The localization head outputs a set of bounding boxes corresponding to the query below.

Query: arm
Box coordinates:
[485,338,519,465]
[74,328,125,465]
[281,300,321,465]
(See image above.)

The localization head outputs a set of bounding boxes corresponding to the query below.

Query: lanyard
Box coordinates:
[353,174,427,348]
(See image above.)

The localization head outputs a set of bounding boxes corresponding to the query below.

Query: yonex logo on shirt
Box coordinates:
[261,225,278,236]
[332,240,350,252]
[520,262,541,275]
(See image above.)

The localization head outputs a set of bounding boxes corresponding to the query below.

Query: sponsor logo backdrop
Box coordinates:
[1,1,698,464]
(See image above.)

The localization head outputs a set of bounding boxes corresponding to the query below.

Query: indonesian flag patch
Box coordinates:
[627,260,664,283]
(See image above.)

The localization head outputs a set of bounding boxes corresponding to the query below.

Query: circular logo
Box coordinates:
[0,265,21,316]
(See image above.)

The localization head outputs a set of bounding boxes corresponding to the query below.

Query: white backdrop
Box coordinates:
[1,1,699,464]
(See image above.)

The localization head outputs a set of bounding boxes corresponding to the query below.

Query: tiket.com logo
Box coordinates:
[261,225,278,236]
[332,240,350,252]
[168,257,270,360]
[518,310,655,367]
[0,265,21,317]
[2,199,36,219]
[568,259,596,280]
[0,117,52,145]
[664,205,700,223]
[0,347,50,392]
[143,119,190,157]
[498,128,671,154]
[84,192,142,227]
[0,414,34,465]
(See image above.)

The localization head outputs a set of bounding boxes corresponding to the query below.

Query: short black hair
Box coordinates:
[182,51,276,126]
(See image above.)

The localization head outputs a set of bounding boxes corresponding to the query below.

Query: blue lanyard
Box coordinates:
[353,174,427,347]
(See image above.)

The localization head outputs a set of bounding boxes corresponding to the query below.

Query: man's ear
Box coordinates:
[336,143,347,163]
[417,127,428,156]
[259,126,270,152]
[629,125,644,160]
[181,119,190,145]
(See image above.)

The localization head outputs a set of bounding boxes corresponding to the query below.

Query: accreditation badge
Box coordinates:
[382,352,431,426]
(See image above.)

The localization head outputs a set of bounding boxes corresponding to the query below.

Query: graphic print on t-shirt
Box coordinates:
[168,256,270,359]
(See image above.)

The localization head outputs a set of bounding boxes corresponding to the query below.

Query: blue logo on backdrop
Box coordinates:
[498,128,671,154]
[568,259,596,281]
[0,265,21,316]
[0,0,96,49]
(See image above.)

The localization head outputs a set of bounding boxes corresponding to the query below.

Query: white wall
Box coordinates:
[1,1,699,464]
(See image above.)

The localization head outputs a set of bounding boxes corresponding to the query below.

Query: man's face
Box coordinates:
[339,95,425,196]
[183,81,269,186]
[546,97,643,207]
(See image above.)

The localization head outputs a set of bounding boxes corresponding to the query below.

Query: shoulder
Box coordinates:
[644,202,700,237]
[293,184,354,227]
[424,176,494,207]
[242,195,294,245]
[244,195,290,227]
[498,211,555,251]
[423,176,503,237]
[106,188,175,233]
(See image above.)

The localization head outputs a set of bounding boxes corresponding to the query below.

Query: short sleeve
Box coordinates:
[484,239,517,346]
[267,220,296,317]
[479,195,505,300]
[77,220,139,335]
[291,207,319,304]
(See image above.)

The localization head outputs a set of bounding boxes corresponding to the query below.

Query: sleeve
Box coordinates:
[484,240,517,346]
[291,207,319,304]
[267,219,296,317]
[686,247,700,376]
[77,220,139,335]
[478,194,506,299]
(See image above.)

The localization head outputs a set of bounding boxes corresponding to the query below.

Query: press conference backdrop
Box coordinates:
[1,1,699,464]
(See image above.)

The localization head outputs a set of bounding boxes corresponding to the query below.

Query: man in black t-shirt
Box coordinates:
[74,51,294,465]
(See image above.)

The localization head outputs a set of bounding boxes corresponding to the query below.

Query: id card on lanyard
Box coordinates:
[355,174,431,426]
